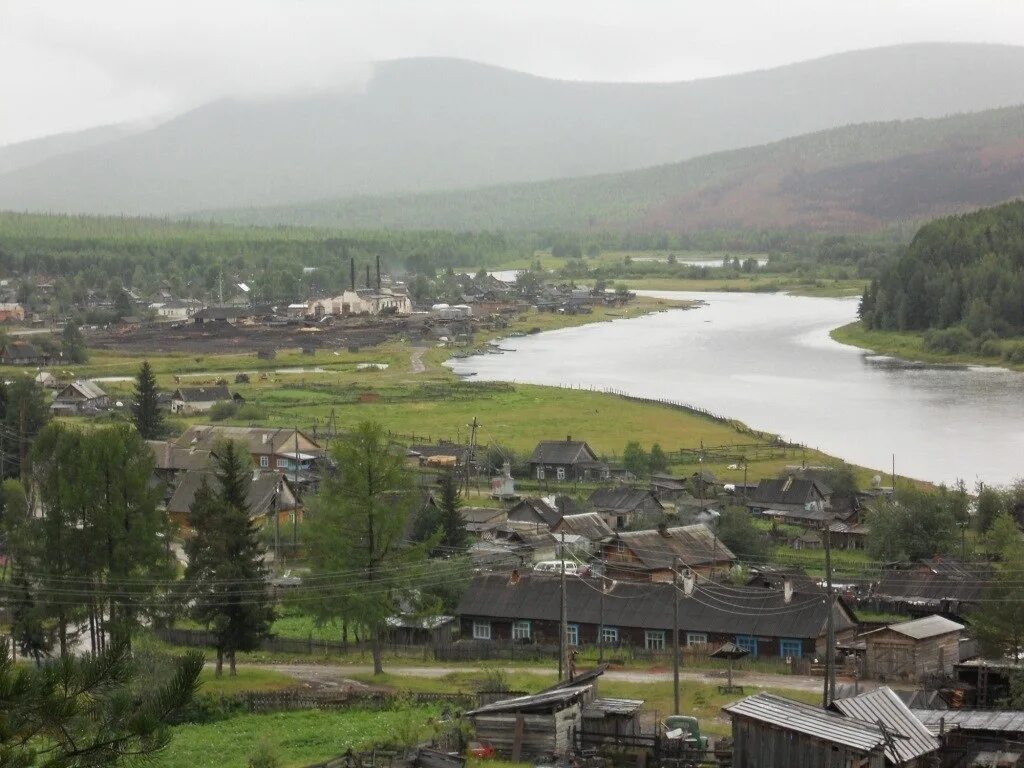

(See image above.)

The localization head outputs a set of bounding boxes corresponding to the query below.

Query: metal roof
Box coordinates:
[911,709,1024,734]
[724,693,885,753]
[886,615,964,640]
[466,685,592,716]
[583,698,644,718]
[833,687,938,764]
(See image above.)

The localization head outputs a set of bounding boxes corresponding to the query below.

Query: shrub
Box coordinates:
[247,740,282,768]
[235,403,268,421]
[923,326,974,354]
[208,400,239,421]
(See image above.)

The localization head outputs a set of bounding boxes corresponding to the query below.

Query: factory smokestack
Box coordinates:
[376,254,381,292]
[350,257,355,291]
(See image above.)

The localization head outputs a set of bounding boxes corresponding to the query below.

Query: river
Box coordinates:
[447,291,1024,486]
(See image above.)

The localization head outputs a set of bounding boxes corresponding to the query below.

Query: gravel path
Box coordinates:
[410,346,427,374]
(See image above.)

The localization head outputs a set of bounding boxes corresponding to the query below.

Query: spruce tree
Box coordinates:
[185,442,272,675]
[131,361,164,439]
[60,321,88,364]
[436,472,468,553]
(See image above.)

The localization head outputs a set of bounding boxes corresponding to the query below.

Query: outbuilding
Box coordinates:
[50,380,109,414]
[863,615,964,682]
[466,685,594,760]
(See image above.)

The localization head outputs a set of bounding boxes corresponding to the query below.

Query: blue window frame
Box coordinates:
[779,638,803,659]
[735,635,758,658]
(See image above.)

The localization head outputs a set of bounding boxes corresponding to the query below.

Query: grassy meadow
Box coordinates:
[831,321,1024,371]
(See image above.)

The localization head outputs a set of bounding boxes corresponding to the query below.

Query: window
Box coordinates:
[556,466,566,481]
[566,624,579,646]
[735,635,758,658]
[645,630,665,650]
[780,638,803,659]
[686,632,708,647]
[472,621,491,640]
[600,626,619,644]
[512,620,531,641]
[536,466,545,480]
[276,458,289,469]
[259,455,269,468]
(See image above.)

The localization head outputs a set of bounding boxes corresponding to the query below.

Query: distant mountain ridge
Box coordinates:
[4,43,1024,215]
[204,106,1024,234]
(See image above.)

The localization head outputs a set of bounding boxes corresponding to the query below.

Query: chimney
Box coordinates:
[783,578,793,604]
[566,434,572,442]
[657,521,670,537]
[376,254,381,292]
[350,257,355,291]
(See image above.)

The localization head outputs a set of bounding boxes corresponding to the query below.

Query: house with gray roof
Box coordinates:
[50,380,109,414]
[586,487,664,530]
[170,385,235,414]
[746,476,831,519]
[601,523,736,581]
[457,572,855,658]
[528,437,608,482]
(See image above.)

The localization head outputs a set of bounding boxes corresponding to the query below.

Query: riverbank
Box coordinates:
[618,275,866,298]
[831,321,1024,371]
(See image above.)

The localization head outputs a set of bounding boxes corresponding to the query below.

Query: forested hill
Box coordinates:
[206,105,1024,234]
[860,201,1024,335]
[5,43,1024,215]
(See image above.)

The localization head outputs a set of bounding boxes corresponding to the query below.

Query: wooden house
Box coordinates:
[170,385,235,414]
[550,512,615,551]
[601,523,735,581]
[174,425,322,473]
[50,380,110,414]
[724,693,887,768]
[457,572,855,658]
[0,340,50,366]
[864,615,964,683]
[873,557,990,617]
[586,487,664,530]
[527,438,609,482]
[165,469,301,531]
[506,497,563,527]
[746,476,831,518]
[466,685,595,760]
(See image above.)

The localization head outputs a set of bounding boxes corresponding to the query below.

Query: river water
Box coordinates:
[447,291,1024,486]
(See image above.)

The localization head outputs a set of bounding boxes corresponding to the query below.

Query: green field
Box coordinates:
[621,275,867,298]
[151,707,440,768]
[831,321,1024,370]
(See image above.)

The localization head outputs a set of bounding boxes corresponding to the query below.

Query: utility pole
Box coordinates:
[673,557,681,715]
[274,479,281,573]
[598,574,606,664]
[293,427,300,549]
[559,531,568,681]
[465,417,479,495]
[822,520,836,707]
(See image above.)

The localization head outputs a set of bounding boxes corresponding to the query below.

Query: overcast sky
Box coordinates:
[3,0,1024,146]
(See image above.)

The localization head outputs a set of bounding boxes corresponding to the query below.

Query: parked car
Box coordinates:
[533,560,582,576]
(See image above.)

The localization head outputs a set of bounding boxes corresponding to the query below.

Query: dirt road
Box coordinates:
[263,662,871,695]
[410,346,427,373]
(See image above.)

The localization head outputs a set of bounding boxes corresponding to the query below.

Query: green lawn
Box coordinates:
[197,667,298,696]
[151,707,440,768]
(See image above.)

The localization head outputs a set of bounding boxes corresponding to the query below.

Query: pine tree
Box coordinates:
[131,361,164,439]
[184,442,272,676]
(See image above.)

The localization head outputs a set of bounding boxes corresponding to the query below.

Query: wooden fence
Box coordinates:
[236,689,473,715]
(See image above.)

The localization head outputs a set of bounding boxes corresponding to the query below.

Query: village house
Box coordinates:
[550,512,615,551]
[149,298,201,321]
[457,572,856,658]
[0,340,50,366]
[586,487,665,530]
[165,468,301,531]
[746,476,831,519]
[505,496,583,528]
[174,425,323,474]
[50,380,110,415]
[308,287,412,317]
[649,473,690,503]
[601,523,736,581]
[33,371,59,389]
[0,303,26,323]
[873,556,991,617]
[146,440,213,488]
[528,437,609,482]
[863,615,964,683]
[170,385,238,414]
[460,506,508,535]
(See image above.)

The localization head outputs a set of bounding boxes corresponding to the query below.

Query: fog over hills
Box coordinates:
[3,43,1024,216]
[209,106,1024,233]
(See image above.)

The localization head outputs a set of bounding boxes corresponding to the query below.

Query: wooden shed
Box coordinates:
[724,692,887,768]
[466,685,593,760]
[864,615,964,683]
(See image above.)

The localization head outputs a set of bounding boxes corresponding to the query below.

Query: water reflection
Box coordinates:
[447,291,1024,485]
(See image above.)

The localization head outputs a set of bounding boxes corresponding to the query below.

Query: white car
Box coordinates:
[533,560,582,575]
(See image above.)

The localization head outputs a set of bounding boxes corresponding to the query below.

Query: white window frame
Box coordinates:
[566,624,579,646]
[536,466,545,480]
[686,632,708,647]
[645,630,666,650]
[259,455,269,468]
[512,620,531,641]
[472,621,491,640]
[600,626,619,644]
[556,466,566,481]
[276,458,289,469]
